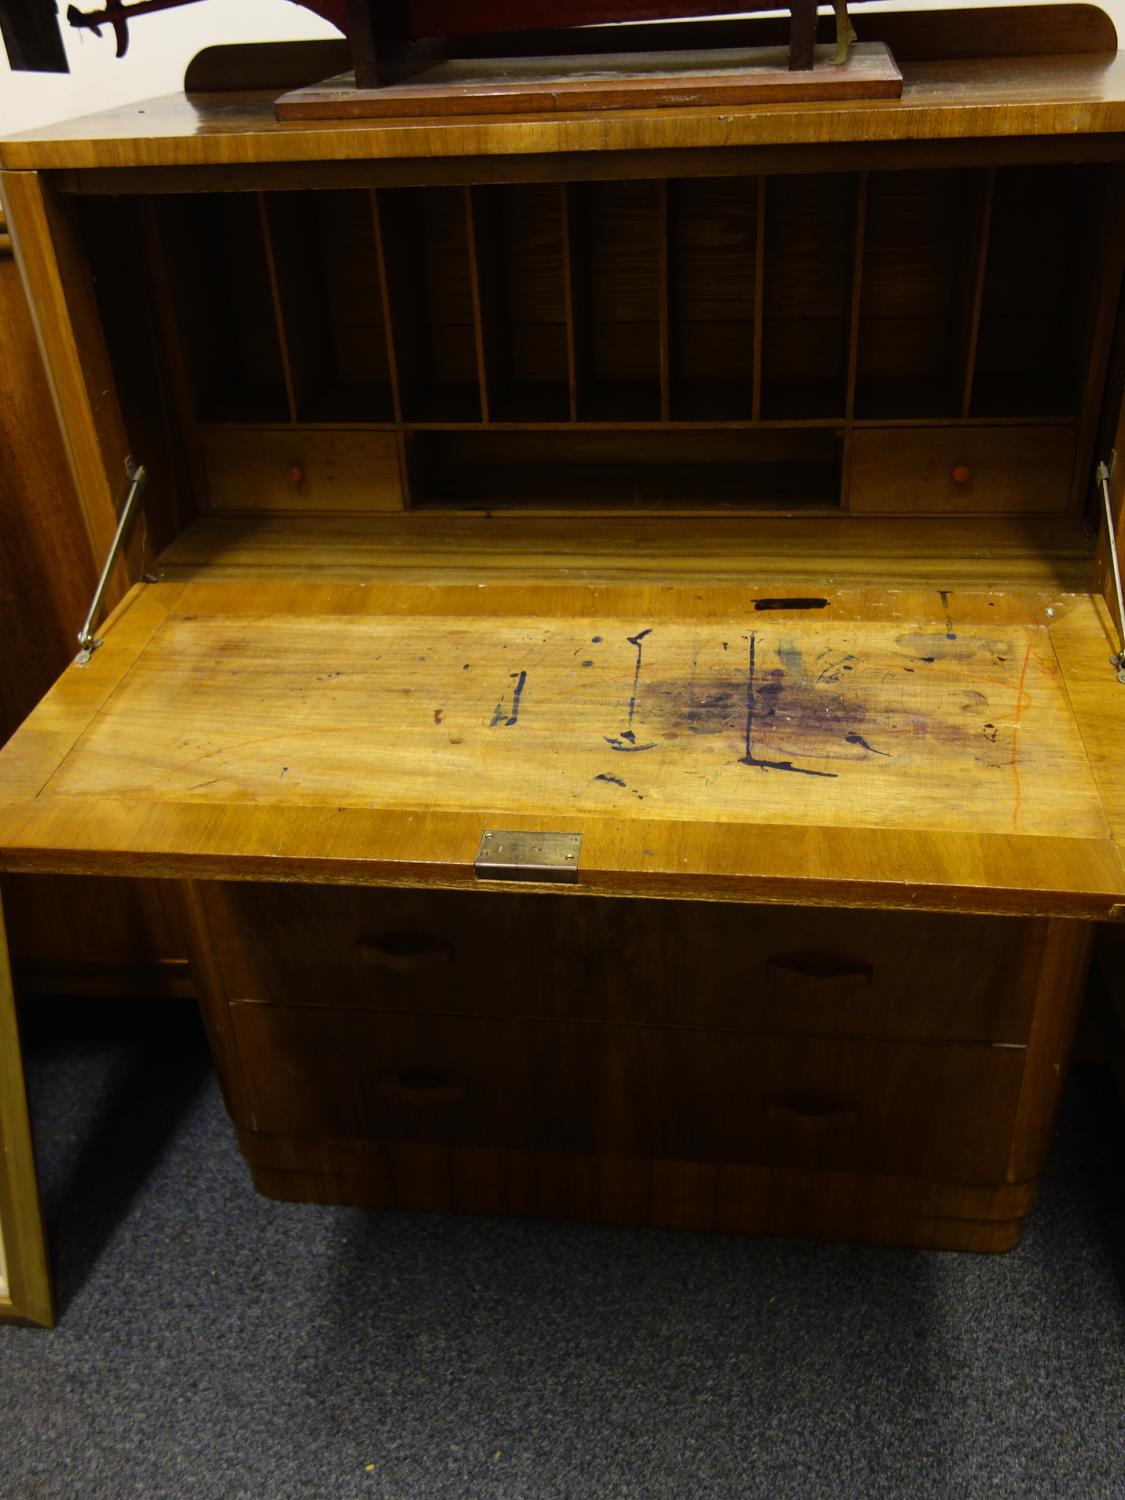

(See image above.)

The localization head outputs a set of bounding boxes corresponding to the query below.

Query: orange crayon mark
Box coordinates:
[1009,639,1035,829]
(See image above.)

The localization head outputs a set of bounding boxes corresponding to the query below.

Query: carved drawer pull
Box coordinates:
[359,933,454,973]
[766,1098,859,1130]
[380,1069,468,1106]
[767,953,874,991]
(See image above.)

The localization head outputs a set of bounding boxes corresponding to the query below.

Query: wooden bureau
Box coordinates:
[4,10,1125,1319]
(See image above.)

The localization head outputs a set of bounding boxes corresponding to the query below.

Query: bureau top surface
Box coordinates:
[4,53,1125,171]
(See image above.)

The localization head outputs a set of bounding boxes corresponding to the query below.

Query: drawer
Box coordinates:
[594,901,1042,1043]
[206,885,562,1019]
[230,1002,1023,1185]
[849,424,1076,513]
[204,884,1041,1044]
[230,1001,595,1151]
[634,1029,1024,1182]
[199,427,404,512]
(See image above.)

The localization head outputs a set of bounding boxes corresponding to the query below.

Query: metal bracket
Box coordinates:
[475,830,582,884]
[1096,457,1125,684]
[75,456,147,665]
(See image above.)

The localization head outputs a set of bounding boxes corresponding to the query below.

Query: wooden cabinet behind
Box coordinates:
[0,204,188,997]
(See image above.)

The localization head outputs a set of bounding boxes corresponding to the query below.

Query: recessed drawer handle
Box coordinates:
[767,953,874,990]
[380,1069,468,1106]
[359,933,455,973]
[766,1099,858,1130]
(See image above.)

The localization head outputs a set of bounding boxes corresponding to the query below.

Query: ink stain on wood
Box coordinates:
[897,632,1012,663]
[635,628,1021,776]
[938,590,958,641]
[605,626,657,751]
[845,732,890,757]
[754,598,829,611]
[740,633,839,778]
[490,669,528,728]
[59,609,1106,843]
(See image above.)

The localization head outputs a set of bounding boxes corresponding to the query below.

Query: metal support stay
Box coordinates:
[1096,458,1125,683]
[75,456,147,665]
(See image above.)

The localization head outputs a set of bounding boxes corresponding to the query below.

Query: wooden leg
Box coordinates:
[347,0,447,88]
[834,0,858,65]
[788,0,818,71]
[0,891,53,1327]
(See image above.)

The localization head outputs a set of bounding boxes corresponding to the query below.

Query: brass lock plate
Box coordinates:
[475,830,582,884]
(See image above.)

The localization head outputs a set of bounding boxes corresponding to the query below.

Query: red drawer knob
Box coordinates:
[287,464,305,486]
[952,464,971,484]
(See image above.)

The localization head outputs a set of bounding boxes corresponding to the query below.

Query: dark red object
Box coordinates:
[409,0,759,38]
[349,0,828,81]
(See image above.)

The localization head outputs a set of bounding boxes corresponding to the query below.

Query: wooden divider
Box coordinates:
[562,181,587,425]
[126,165,1116,517]
[957,167,996,419]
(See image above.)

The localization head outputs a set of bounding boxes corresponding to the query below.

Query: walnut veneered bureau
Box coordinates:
[4,11,1125,1324]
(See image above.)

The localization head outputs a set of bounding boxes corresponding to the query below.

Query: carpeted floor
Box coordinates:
[2,996,1124,1500]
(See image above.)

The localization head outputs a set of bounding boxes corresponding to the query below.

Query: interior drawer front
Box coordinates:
[205,884,1039,1044]
[199,427,404,512]
[231,1002,594,1149]
[849,425,1075,513]
[637,1030,1024,1182]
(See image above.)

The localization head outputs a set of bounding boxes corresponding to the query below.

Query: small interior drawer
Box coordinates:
[198,427,404,512]
[203,884,1040,1044]
[849,424,1076,513]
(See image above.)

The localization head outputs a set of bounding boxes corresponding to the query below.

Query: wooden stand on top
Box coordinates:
[275,0,903,120]
[276,41,902,119]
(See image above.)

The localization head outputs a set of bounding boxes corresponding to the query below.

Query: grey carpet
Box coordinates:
[1,996,1124,1500]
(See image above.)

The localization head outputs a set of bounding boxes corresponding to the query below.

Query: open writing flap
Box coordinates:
[0,576,1122,919]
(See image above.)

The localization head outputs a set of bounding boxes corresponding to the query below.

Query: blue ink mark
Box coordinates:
[592,636,603,643]
[938,590,958,641]
[739,633,838,779]
[490,669,527,727]
[625,627,653,727]
[602,626,657,750]
[816,652,857,685]
[778,640,806,678]
[582,660,594,668]
[845,732,890,758]
[507,670,526,726]
[594,773,627,788]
